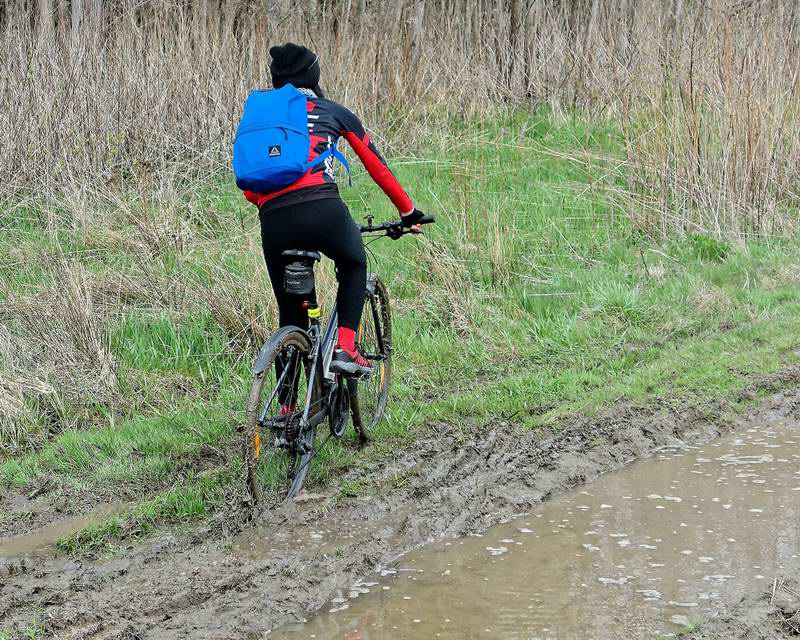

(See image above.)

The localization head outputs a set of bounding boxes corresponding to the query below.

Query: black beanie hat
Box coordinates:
[269,43,321,90]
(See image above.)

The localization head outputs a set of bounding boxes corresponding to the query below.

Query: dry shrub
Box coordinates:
[57,183,197,259]
[0,328,59,452]
[691,284,733,314]
[93,256,169,311]
[762,262,800,291]
[0,1,499,198]
[190,244,343,356]
[204,261,354,357]
[10,260,116,397]
[118,200,193,260]
[620,3,800,238]
[486,206,516,289]
[189,264,275,358]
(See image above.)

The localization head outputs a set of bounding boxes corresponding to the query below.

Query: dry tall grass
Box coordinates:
[2,1,799,447]
[2,1,798,237]
[621,3,800,237]
[0,178,278,448]
[0,259,115,452]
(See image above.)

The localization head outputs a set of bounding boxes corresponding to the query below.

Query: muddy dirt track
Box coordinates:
[2,367,800,639]
[686,578,800,639]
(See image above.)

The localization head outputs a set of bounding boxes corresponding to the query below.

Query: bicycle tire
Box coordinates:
[349,275,392,443]
[243,327,319,503]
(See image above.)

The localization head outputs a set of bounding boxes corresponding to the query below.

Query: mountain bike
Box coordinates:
[242,214,436,503]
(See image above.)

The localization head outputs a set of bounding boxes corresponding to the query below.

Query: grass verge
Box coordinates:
[1,110,798,553]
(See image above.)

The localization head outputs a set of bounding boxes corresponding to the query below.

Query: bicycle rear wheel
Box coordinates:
[243,327,320,503]
[349,275,392,443]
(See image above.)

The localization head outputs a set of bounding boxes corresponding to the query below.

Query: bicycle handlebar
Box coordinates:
[360,214,437,235]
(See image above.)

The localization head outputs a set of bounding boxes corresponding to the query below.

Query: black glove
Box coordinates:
[400,208,425,227]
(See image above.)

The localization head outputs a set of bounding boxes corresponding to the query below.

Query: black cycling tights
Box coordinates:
[260,198,367,332]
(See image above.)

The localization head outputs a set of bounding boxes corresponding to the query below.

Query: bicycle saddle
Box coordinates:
[282,249,321,262]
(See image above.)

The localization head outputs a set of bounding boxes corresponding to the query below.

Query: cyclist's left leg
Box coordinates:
[261,215,316,412]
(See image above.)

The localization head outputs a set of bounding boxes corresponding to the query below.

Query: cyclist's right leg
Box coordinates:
[312,204,371,377]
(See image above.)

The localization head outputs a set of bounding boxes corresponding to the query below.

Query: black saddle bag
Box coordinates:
[284,261,315,295]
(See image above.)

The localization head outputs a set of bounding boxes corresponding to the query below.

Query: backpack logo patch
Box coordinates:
[268,145,282,157]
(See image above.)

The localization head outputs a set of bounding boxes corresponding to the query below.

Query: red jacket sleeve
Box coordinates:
[336,107,413,214]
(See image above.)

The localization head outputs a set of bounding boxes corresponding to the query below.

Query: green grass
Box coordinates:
[57,471,229,554]
[0,619,47,640]
[665,620,703,638]
[0,390,240,490]
[112,311,230,378]
[1,109,799,552]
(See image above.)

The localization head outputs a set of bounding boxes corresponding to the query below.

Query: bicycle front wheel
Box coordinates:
[349,275,392,443]
[243,327,320,503]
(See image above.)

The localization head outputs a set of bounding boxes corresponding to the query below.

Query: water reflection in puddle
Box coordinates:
[269,422,800,639]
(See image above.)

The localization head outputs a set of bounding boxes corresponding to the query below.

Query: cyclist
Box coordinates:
[244,42,424,378]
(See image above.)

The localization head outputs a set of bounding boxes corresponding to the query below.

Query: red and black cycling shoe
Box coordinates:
[330,348,373,378]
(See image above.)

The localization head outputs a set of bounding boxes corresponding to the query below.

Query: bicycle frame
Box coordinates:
[300,303,340,431]
[251,302,340,439]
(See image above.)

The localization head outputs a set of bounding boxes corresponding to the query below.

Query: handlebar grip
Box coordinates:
[360,214,436,234]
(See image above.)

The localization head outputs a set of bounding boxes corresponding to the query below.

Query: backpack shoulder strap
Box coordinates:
[308,146,350,173]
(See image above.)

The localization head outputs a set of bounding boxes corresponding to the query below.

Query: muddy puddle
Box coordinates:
[232,503,416,562]
[268,420,800,639]
[0,504,123,560]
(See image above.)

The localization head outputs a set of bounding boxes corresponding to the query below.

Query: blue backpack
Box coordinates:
[232,84,349,193]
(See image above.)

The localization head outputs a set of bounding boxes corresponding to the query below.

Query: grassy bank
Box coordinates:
[1,111,799,552]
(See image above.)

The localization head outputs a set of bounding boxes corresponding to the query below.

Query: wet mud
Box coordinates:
[685,578,800,639]
[0,486,125,541]
[0,504,125,560]
[1,367,799,639]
